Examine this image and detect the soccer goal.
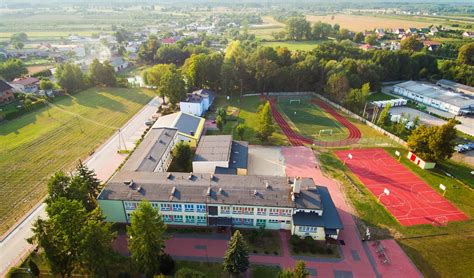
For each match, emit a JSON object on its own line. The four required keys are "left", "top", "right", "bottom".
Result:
{"left": 289, "top": 99, "right": 301, "bottom": 105}
{"left": 319, "top": 129, "right": 333, "bottom": 136}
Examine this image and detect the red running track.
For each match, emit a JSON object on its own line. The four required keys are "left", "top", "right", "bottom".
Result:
{"left": 336, "top": 149, "right": 468, "bottom": 226}
{"left": 268, "top": 98, "right": 361, "bottom": 147}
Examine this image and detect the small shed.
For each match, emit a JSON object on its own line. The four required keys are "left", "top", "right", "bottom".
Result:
{"left": 407, "top": 151, "right": 436, "bottom": 170}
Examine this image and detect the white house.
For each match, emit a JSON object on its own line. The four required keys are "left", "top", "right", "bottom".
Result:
{"left": 462, "top": 31, "right": 474, "bottom": 39}
{"left": 179, "top": 89, "right": 215, "bottom": 116}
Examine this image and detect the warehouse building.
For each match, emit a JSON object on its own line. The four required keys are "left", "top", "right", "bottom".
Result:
{"left": 192, "top": 135, "right": 248, "bottom": 175}
{"left": 393, "top": 81, "right": 474, "bottom": 115}
{"left": 436, "top": 79, "right": 474, "bottom": 96}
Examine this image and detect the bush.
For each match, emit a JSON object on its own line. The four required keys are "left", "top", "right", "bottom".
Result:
{"left": 32, "top": 68, "right": 52, "bottom": 78}
{"left": 326, "top": 248, "right": 333, "bottom": 254}
{"left": 4, "top": 99, "right": 47, "bottom": 120}
{"left": 158, "top": 253, "right": 175, "bottom": 275}
{"left": 175, "top": 267, "right": 206, "bottom": 278}
{"left": 117, "top": 272, "right": 132, "bottom": 278}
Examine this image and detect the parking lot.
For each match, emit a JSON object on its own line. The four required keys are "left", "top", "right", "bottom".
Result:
{"left": 247, "top": 146, "right": 286, "bottom": 176}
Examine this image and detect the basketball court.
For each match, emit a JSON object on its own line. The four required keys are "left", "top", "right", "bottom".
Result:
{"left": 335, "top": 149, "right": 468, "bottom": 226}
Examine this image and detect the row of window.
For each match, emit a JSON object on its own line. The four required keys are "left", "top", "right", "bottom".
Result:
{"left": 162, "top": 215, "right": 207, "bottom": 224}
{"left": 125, "top": 202, "right": 292, "bottom": 216}
{"left": 298, "top": 226, "right": 317, "bottom": 233}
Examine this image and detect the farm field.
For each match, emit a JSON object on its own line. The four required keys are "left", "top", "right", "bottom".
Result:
{"left": 261, "top": 40, "right": 329, "bottom": 51}
{"left": 319, "top": 148, "right": 474, "bottom": 277}
{"left": 212, "top": 96, "right": 289, "bottom": 146}
{"left": 306, "top": 14, "right": 434, "bottom": 32}
{"left": 0, "top": 87, "right": 155, "bottom": 235}
{"left": 278, "top": 102, "right": 348, "bottom": 142}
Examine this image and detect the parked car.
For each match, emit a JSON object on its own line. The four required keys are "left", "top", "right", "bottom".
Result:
{"left": 145, "top": 119, "right": 155, "bottom": 126}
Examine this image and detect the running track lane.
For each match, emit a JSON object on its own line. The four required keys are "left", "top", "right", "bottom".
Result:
{"left": 268, "top": 98, "right": 361, "bottom": 147}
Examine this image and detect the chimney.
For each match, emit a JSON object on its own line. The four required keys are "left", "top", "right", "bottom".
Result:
{"left": 293, "top": 177, "right": 301, "bottom": 194}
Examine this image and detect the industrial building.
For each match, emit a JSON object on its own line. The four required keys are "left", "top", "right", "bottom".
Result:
{"left": 393, "top": 81, "right": 474, "bottom": 115}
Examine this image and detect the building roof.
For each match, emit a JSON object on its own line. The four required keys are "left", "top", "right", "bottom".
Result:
{"left": 98, "top": 171, "right": 322, "bottom": 209}
{"left": 194, "top": 135, "right": 233, "bottom": 162}
{"left": 110, "top": 57, "right": 126, "bottom": 67}
{"left": 436, "top": 79, "right": 474, "bottom": 94}
{"left": 0, "top": 80, "right": 13, "bottom": 92}
{"left": 11, "top": 77, "right": 39, "bottom": 86}
{"left": 153, "top": 112, "right": 204, "bottom": 138}
{"left": 292, "top": 186, "right": 343, "bottom": 230}
{"left": 229, "top": 140, "right": 248, "bottom": 170}
{"left": 184, "top": 89, "right": 216, "bottom": 104}
{"left": 162, "top": 38, "right": 177, "bottom": 44}
{"left": 122, "top": 128, "right": 178, "bottom": 172}
{"left": 394, "top": 81, "right": 474, "bottom": 109}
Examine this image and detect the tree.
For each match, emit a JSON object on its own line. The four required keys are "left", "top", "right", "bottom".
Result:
{"left": 181, "top": 52, "right": 223, "bottom": 89}
{"left": 217, "top": 107, "right": 226, "bottom": 123}
{"left": 400, "top": 36, "right": 424, "bottom": 52}
{"left": 407, "top": 119, "right": 457, "bottom": 162}
{"left": 142, "top": 64, "right": 174, "bottom": 103}
{"left": 28, "top": 259, "right": 40, "bottom": 277}
{"left": 128, "top": 200, "right": 167, "bottom": 278}
{"left": 325, "top": 73, "right": 350, "bottom": 103}
{"left": 236, "top": 124, "right": 245, "bottom": 140}
{"left": 285, "top": 17, "right": 311, "bottom": 40}
{"left": 138, "top": 35, "right": 160, "bottom": 63}
{"left": 457, "top": 42, "right": 474, "bottom": 66}
{"left": 312, "top": 21, "right": 332, "bottom": 39}
{"left": 256, "top": 101, "right": 275, "bottom": 142}
{"left": 344, "top": 83, "right": 370, "bottom": 113}
{"left": 364, "top": 34, "right": 377, "bottom": 46}
{"left": 172, "top": 141, "right": 193, "bottom": 172}
{"left": 377, "top": 103, "right": 392, "bottom": 127}
{"left": 216, "top": 115, "right": 224, "bottom": 132}
{"left": 278, "top": 261, "right": 310, "bottom": 278}
{"left": 115, "top": 28, "right": 131, "bottom": 44}
{"left": 336, "top": 28, "right": 351, "bottom": 41}
{"left": 156, "top": 44, "right": 188, "bottom": 65}
{"left": 14, "top": 41, "right": 24, "bottom": 50}
{"left": 55, "top": 63, "right": 86, "bottom": 93}
{"left": 88, "top": 59, "right": 116, "bottom": 87}
{"left": 353, "top": 32, "right": 364, "bottom": 43}
{"left": 223, "top": 230, "right": 249, "bottom": 276}
{"left": 0, "top": 59, "right": 28, "bottom": 81}
{"left": 39, "top": 79, "right": 55, "bottom": 90}
{"left": 158, "top": 70, "right": 186, "bottom": 105}
{"left": 10, "top": 32, "right": 28, "bottom": 42}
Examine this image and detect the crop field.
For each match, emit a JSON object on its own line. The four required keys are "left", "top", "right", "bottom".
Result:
{"left": 0, "top": 87, "right": 155, "bottom": 235}
{"left": 278, "top": 102, "right": 348, "bottom": 142}
{"left": 261, "top": 40, "right": 329, "bottom": 51}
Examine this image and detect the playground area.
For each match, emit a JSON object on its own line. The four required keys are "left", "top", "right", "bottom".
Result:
{"left": 269, "top": 96, "right": 361, "bottom": 147}
{"left": 335, "top": 149, "right": 468, "bottom": 226}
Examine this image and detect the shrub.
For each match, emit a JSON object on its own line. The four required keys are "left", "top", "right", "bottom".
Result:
{"left": 326, "top": 248, "right": 333, "bottom": 254}
{"left": 175, "top": 267, "right": 206, "bottom": 278}
{"left": 273, "top": 251, "right": 279, "bottom": 255}
{"left": 158, "top": 253, "right": 175, "bottom": 275}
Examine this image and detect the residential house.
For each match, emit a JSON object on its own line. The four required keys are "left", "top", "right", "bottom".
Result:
{"left": 110, "top": 57, "right": 129, "bottom": 72}
{"left": 162, "top": 38, "right": 177, "bottom": 45}
{"left": 462, "top": 31, "right": 474, "bottom": 39}
{"left": 429, "top": 27, "right": 439, "bottom": 36}
{"left": 423, "top": 41, "right": 442, "bottom": 51}
{"left": 0, "top": 80, "right": 15, "bottom": 105}
{"left": 179, "top": 89, "right": 215, "bottom": 116}
{"left": 406, "top": 28, "right": 418, "bottom": 34}
{"left": 375, "top": 28, "right": 385, "bottom": 38}
{"left": 359, "top": 44, "right": 375, "bottom": 51}
{"left": 393, "top": 28, "right": 405, "bottom": 35}
{"left": 9, "top": 77, "right": 40, "bottom": 94}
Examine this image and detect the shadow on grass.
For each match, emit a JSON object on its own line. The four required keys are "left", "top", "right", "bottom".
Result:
{"left": 397, "top": 241, "right": 440, "bottom": 278}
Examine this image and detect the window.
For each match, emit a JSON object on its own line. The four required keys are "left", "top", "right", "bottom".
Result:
{"left": 269, "top": 209, "right": 279, "bottom": 216}
{"left": 163, "top": 215, "right": 172, "bottom": 222}
{"left": 268, "top": 219, "right": 279, "bottom": 223}
{"left": 243, "top": 218, "right": 253, "bottom": 226}
{"left": 298, "top": 226, "right": 316, "bottom": 232}
{"left": 256, "top": 219, "right": 266, "bottom": 227}
{"left": 172, "top": 204, "right": 182, "bottom": 212}
{"left": 184, "top": 204, "right": 195, "bottom": 212}
{"left": 220, "top": 206, "right": 230, "bottom": 214}
{"left": 281, "top": 209, "right": 292, "bottom": 216}
{"left": 186, "top": 215, "right": 195, "bottom": 223}
{"left": 124, "top": 202, "right": 137, "bottom": 210}
{"left": 243, "top": 207, "right": 254, "bottom": 215}
{"left": 256, "top": 208, "right": 266, "bottom": 215}
{"left": 174, "top": 215, "right": 183, "bottom": 223}
{"left": 151, "top": 203, "right": 158, "bottom": 208}
{"left": 232, "top": 207, "right": 242, "bottom": 215}
{"left": 197, "top": 216, "right": 206, "bottom": 224}
{"left": 196, "top": 204, "right": 206, "bottom": 213}
{"left": 232, "top": 218, "right": 242, "bottom": 225}
{"left": 160, "top": 204, "right": 171, "bottom": 211}
{"left": 126, "top": 213, "right": 131, "bottom": 220}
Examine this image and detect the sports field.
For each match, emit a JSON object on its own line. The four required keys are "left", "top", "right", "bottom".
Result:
{"left": 335, "top": 149, "right": 468, "bottom": 226}
{"left": 261, "top": 40, "right": 329, "bottom": 51}
{"left": 277, "top": 102, "right": 348, "bottom": 142}
{"left": 0, "top": 87, "right": 155, "bottom": 235}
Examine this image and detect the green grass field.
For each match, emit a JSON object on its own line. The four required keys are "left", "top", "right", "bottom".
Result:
{"left": 278, "top": 102, "right": 349, "bottom": 141}
{"left": 261, "top": 40, "right": 329, "bottom": 51}
{"left": 175, "top": 261, "right": 281, "bottom": 278}
{"left": 319, "top": 148, "right": 474, "bottom": 277}
{"left": 213, "top": 96, "right": 289, "bottom": 146}
{"left": 0, "top": 87, "right": 155, "bottom": 235}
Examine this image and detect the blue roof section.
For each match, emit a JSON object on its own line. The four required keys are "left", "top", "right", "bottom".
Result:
{"left": 194, "top": 89, "right": 215, "bottom": 105}
{"left": 214, "top": 166, "right": 237, "bottom": 175}
{"left": 175, "top": 113, "right": 202, "bottom": 137}
{"left": 229, "top": 141, "right": 248, "bottom": 170}
{"left": 292, "top": 186, "right": 343, "bottom": 230}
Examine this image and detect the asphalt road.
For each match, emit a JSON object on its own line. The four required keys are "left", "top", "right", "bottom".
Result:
{"left": 0, "top": 96, "right": 160, "bottom": 277}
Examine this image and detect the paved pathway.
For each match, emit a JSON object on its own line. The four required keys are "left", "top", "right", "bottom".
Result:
{"left": 0, "top": 97, "right": 161, "bottom": 277}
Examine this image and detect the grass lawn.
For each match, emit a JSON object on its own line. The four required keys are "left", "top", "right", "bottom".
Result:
{"left": 367, "top": 92, "right": 398, "bottom": 102}
{"left": 0, "top": 87, "right": 155, "bottom": 235}
{"left": 319, "top": 148, "right": 474, "bottom": 277}
{"left": 278, "top": 102, "right": 348, "bottom": 142}
{"left": 261, "top": 40, "right": 329, "bottom": 51}
{"left": 212, "top": 95, "right": 289, "bottom": 146}
{"left": 236, "top": 228, "right": 282, "bottom": 256}
{"left": 175, "top": 261, "right": 281, "bottom": 278}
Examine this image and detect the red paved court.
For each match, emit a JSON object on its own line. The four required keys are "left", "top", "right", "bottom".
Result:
{"left": 335, "top": 149, "right": 468, "bottom": 226}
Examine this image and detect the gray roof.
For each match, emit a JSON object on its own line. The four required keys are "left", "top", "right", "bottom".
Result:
{"left": 229, "top": 141, "right": 248, "bottom": 170}
{"left": 175, "top": 112, "right": 202, "bottom": 136}
{"left": 292, "top": 186, "right": 343, "bottom": 230}
{"left": 193, "top": 135, "right": 232, "bottom": 162}
{"left": 122, "top": 128, "right": 177, "bottom": 172}
{"left": 0, "top": 80, "right": 13, "bottom": 92}
{"left": 98, "top": 171, "right": 322, "bottom": 209}
{"left": 394, "top": 81, "right": 474, "bottom": 109}
{"left": 436, "top": 79, "right": 474, "bottom": 94}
